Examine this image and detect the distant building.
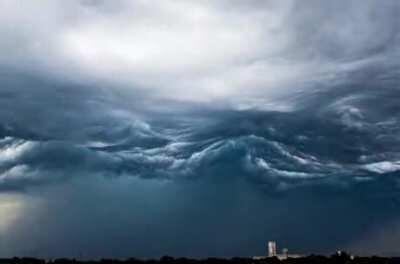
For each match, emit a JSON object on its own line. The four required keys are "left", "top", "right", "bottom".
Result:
{"left": 268, "top": 241, "right": 277, "bottom": 257}
{"left": 253, "top": 241, "right": 304, "bottom": 260}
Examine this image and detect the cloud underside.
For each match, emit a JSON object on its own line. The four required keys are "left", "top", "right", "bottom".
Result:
{"left": 1, "top": 77, "right": 400, "bottom": 193}
{"left": 1, "top": 0, "right": 400, "bottom": 258}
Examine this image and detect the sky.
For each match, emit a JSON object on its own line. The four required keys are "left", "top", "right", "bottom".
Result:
{"left": 1, "top": 0, "right": 400, "bottom": 259}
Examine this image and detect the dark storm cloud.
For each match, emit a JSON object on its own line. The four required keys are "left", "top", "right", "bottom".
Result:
{"left": 1, "top": 0, "right": 400, "bottom": 259}
{"left": 1, "top": 72, "right": 400, "bottom": 193}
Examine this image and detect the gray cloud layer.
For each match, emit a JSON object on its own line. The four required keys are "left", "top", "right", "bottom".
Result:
{"left": 1, "top": 0, "right": 399, "bottom": 108}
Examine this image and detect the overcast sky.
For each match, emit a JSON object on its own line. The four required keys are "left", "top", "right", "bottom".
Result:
{"left": 1, "top": 0, "right": 400, "bottom": 259}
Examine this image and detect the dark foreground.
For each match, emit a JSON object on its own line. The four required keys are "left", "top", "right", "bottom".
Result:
{"left": 2, "top": 254, "right": 400, "bottom": 264}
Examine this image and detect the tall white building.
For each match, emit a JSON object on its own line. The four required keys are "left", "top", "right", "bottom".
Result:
{"left": 252, "top": 241, "right": 303, "bottom": 260}
{"left": 268, "top": 241, "right": 277, "bottom": 257}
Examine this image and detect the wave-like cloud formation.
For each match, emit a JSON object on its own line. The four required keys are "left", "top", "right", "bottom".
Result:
{"left": 1, "top": 77, "right": 399, "bottom": 194}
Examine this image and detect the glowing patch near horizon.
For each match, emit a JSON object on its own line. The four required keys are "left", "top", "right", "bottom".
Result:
{"left": 0, "top": 195, "right": 25, "bottom": 233}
